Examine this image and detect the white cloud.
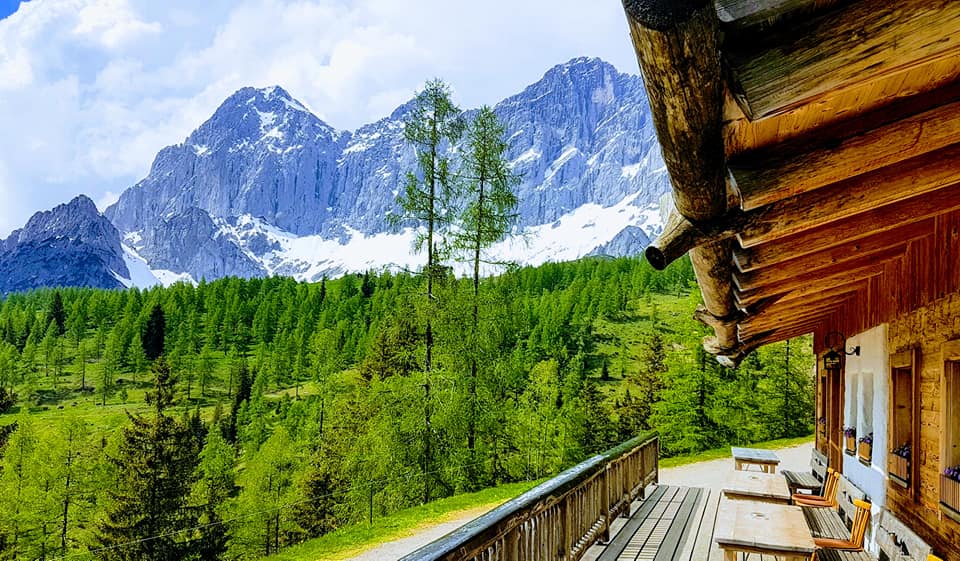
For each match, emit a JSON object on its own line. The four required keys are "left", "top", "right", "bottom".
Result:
{"left": 0, "top": 0, "right": 638, "bottom": 238}
{"left": 72, "top": 0, "right": 161, "bottom": 49}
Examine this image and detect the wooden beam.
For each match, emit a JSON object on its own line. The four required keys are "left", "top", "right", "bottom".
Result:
{"left": 734, "top": 184, "right": 960, "bottom": 271}
{"left": 736, "top": 262, "right": 886, "bottom": 307}
{"left": 734, "top": 224, "right": 931, "bottom": 290}
{"left": 777, "top": 279, "right": 869, "bottom": 305}
{"left": 738, "top": 142, "right": 960, "bottom": 247}
{"left": 735, "top": 244, "right": 904, "bottom": 294}
{"left": 624, "top": 0, "right": 739, "bottom": 352}
{"left": 744, "top": 292, "right": 858, "bottom": 326}
{"left": 741, "top": 304, "right": 847, "bottom": 335}
{"left": 715, "top": 0, "right": 842, "bottom": 33}
{"left": 732, "top": 97, "right": 960, "bottom": 210}
{"left": 724, "top": 0, "right": 960, "bottom": 119}
{"left": 645, "top": 208, "right": 709, "bottom": 270}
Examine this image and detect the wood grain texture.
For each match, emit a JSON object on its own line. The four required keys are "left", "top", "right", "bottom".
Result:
{"left": 735, "top": 262, "right": 885, "bottom": 307}
{"left": 734, "top": 223, "right": 931, "bottom": 290}
{"left": 734, "top": 185, "right": 960, "bottom": 272}
{"left": 737, "top": 143, "right": 960, "bottom": 247}
{"left": 724, "top": 0, "right": 960, "bottom": 119}
{"left": 715, "top": 0, "right": 841, "bottom": 33}
{"left": 625, "top": 2, "right": 739, "bottom": 351}
{"left": 732, "top": 98, "right": 960, "bottom": 210}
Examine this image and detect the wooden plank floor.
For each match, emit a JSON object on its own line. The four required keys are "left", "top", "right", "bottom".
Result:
{"left": 588, "top": 485, "right": 800, "bottom": 561}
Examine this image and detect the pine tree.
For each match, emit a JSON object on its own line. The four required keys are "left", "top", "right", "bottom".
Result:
{"left": 95, "top": 357, "right": 199, "bottom": 561}
{"left": 393, "top": 79, "right": 464, "bottom": 504}
{"left": 142, "top": 304, "right": 166, "bottom": 360}
{"left": 0, "top": 413, "right": 37, "bottom": 559}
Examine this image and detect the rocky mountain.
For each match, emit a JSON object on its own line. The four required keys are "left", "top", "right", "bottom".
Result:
{"left": 105, "top": 57, "right": 669, "bottom": 283}
{"left": 1, "top": 57, "right": 671, "bottom": 293}
{"left": 0, "top": 196, "right": 132, "bottom": 294}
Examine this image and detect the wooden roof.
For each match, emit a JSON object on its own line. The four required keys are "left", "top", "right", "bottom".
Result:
{"left": 622, "top": 0, "right": 960, "bottom": 364}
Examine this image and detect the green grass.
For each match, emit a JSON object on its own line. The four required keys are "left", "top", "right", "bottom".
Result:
{"left": 263, "top": 479, "right": 542, "bottom": 561}
{"left": 658, "top": 434, "right": 815, "bottom": 469}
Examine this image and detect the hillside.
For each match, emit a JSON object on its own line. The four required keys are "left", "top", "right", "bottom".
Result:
{"left": 0, "top": 256, "right": 814, "bottom": 560}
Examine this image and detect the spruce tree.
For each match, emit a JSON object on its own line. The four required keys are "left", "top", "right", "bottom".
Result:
{"left": 48, "top": 291, "right": 66, "bottom": 336}
{"left": 142, "top": 304, "right": 166, "bottom": 360}
{"left": 95, "top": 357, "right": 199, "bottom": 561}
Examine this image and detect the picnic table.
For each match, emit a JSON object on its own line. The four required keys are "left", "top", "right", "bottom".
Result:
{"left": 722, "top": 470, "right": 791, "bottom": 504}
{"left": 714, "top": 496, "right": 815, "bottom": 561}
{"left": 731, "top": 447, "right": 781, "bottom": 473}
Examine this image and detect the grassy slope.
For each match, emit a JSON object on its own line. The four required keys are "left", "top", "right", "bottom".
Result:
{"left": 263, "top": 480, "right": 541, "bottom": 561}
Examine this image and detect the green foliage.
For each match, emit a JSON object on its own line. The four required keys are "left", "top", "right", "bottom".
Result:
{"left": 143, "top": 303, "right": 166, "bottom": 360}
{"left": 0, "top": 254, "right": 813, "bottom": 560}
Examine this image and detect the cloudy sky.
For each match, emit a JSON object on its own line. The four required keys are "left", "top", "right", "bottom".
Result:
{"left": 0, "top": 0, "right": 640, "bottom": 237}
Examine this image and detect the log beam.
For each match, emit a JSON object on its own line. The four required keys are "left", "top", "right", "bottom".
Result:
{"left": 732, "top": 96, "right": 960, "bottom": 210}
{"left": 738, "top": 142, "right": 960, "bottom": 247}
{"left": 724, "top": 0, "right": 960, "bottom": 119}
{"left": 736, "top": 262, "right": 886, "bottom": 307}
{"left": 734, "top": 185, "right": 960, "bottom": 272}
{"left": 734, "top": 225, "right": 931, "bottom": 290}
{"left": 624, "top": 0, "right": 739, "bottom": 352}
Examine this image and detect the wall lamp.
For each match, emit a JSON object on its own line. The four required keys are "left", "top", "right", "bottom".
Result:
{"left": 822, "top": 331, "right": 860, "bottom": 371}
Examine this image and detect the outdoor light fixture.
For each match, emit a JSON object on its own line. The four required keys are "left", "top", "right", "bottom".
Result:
{"left": 822, "top": 331, "right": 860, "bottom": 371}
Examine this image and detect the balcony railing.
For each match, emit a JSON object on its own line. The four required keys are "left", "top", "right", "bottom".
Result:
{"left": 399, "top": 431, "right": 659, "bottom": 561}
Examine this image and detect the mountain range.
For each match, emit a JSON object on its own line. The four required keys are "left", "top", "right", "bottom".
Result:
{"left": 0, "top": 57, "right": 670, "bottom": 294}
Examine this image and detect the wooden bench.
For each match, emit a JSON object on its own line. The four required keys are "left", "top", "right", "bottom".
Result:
{"left": 817, "top": 509, "right": 939, "bottom": 561}
{"left": 876, "top": 509, "right": 932, "bottom": 561}
{"left": 784, "top": 448, "right": 829, "bottom": 495}
{"left": 803, "top": 475, "right": 867, "bottom": 540}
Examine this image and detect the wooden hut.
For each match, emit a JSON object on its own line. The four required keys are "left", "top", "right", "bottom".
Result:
{"left": 622, "top": 0, "right": 960, "bottom": 558}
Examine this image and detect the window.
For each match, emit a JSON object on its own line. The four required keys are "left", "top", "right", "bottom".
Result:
{"left": 889, "top": 349, "right": 918, "bottom": 491}
{"left": 941, "top": 342, "right": 960, "bottom": 520}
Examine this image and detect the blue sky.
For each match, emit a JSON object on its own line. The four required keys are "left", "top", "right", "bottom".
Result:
{"left": 0, "top": 0, "right": 640, "bottom": 237}
{"left": 0, "top": 0, "right": 27, "bottom": 20}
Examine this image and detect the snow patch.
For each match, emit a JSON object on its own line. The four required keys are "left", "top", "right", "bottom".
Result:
{"left": 621, "top": 163, "right": 642, "bottom": 179}
{"left": 544, "top": 147, "right": 579, "bottom": 181}
{"left": 152, "top": 269, "right": 197, "bottom": 286}
{"left": 511, "top": 147, "right": 541, "bottom": 166}
{"left": 117, "top": 245, "right": 161, "bottom": 288}
{"left": 192, "top": 144, "right": 210, "bottom": 156}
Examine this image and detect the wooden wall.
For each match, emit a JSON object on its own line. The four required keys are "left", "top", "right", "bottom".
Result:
{"left": 886, "top": 292, "right": 960, "bottom": 560}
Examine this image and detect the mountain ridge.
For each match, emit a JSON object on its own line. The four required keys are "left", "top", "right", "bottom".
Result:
{"left": 2, "top": 57, "right": 671, "bottom": 292}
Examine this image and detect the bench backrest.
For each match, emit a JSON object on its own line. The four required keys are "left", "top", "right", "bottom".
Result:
{"left": 876, "top": 509, "right": 932, "bottom": 561}
{"left": 837, "top": 475, "right": 867, "bottom": 528}
{"left": 811, "top": 448, "right": 829, "bottom": 483}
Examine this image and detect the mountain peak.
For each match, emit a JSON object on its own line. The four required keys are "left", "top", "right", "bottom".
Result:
{"left": 222, "top": 85, "right": 309, "bottom": 115}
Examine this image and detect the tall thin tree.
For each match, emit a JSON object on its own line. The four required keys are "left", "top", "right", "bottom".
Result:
{"left": 394, "top": 79, "right": 464, "bottom": 503}
{"left": 453, "top": 106, "right": 519, "bottom": 460}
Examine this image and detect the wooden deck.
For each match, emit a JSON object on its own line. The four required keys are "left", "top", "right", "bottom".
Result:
{"left": 584, "top": 485, "right": 798, "bottom": 561}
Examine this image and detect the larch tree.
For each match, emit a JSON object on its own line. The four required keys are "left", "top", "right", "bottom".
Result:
{"left": 394, "top": 78, "right": 464, "bottom": 503}
{"left": 452, "top": 105, "right": 519, "bottom": 462}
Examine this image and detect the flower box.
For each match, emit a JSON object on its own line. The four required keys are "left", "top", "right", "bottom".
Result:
{"left": 941, "top": 474, "right": 960, "bottom": 523}
{"left": 858, "top": 441, "right": 872, "bottom": 465}
{"left": 889, "top": 455, "right": 910, "bottom": 487}
{"left": 844, "top": 428, "right": 856, "bottom": 455}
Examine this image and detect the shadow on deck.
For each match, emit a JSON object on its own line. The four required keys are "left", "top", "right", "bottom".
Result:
{"left": 584, "top": 485, "right": 784, "bottom": 561}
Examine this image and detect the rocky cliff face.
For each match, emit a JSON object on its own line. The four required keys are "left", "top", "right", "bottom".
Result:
{"left": 104, "top": 57, "right": 670, "bottom": 283}
{"left": 0, "top": 195, "right": 130, "bottom": 294}
{"left": 0, "top": 58, "right": 671, "bottom": 292}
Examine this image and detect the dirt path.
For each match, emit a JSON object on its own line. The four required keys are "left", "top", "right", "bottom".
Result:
{"left": 344, "top": 442, "right": 813, "bottom": 561}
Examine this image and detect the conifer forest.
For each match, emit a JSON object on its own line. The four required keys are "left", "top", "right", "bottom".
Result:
{"left": 0, "top": 82, "right": 815, "bottom": 560}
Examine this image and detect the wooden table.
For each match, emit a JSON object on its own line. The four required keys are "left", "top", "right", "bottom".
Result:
{"left": 714, "top": 497, "right": 815, "bottom": 561}
{"left": 732, "top": 447, "right": 781, "bottom": 473}
{"left": 722, "top": 470, "right": 792, "bottom": 504}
